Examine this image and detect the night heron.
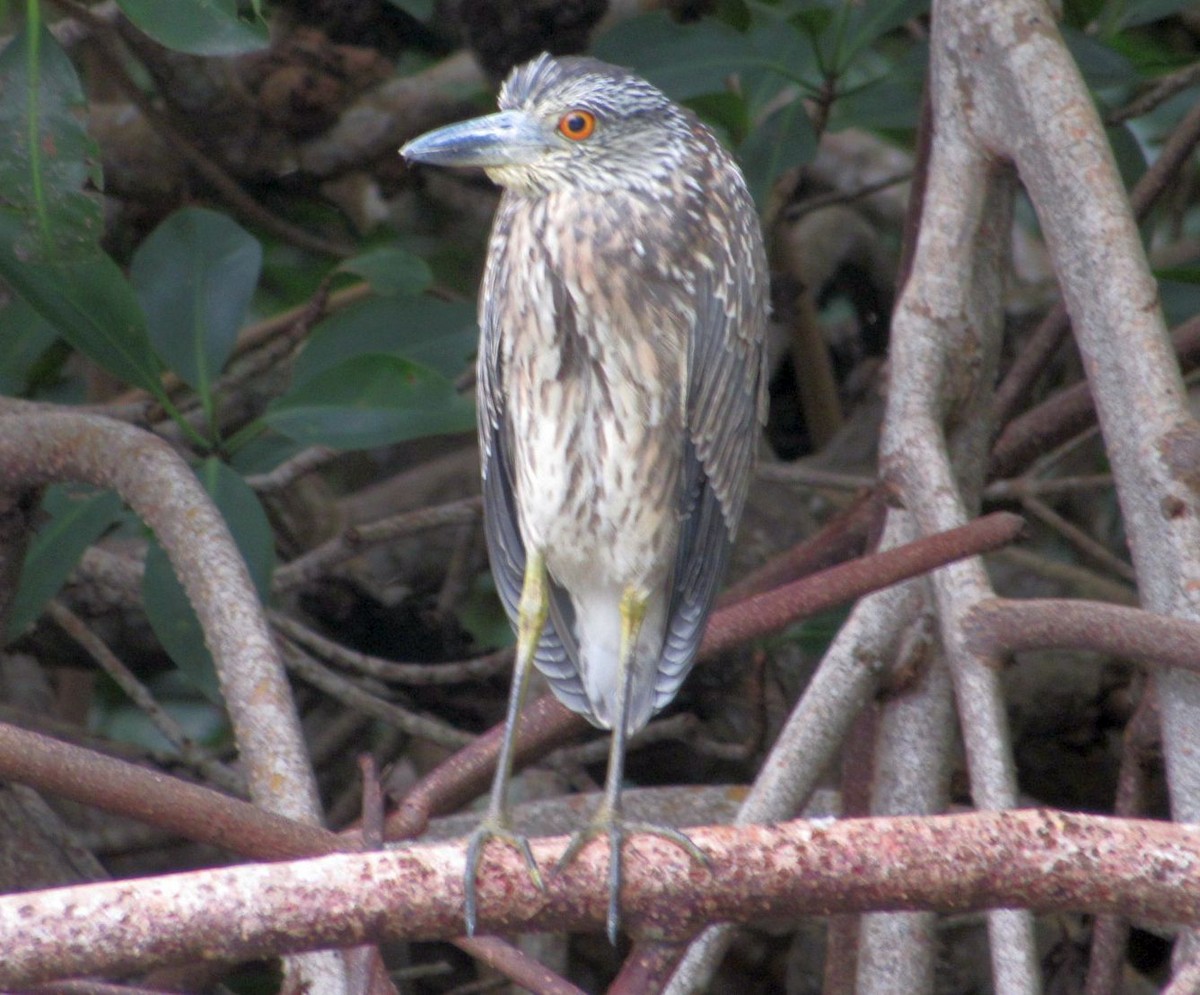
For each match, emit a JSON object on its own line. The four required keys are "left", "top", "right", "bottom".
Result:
{"left": 402, "top": 53, "right": 767, "bottom": 940}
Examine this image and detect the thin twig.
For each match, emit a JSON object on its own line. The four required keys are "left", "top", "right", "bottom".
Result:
{"left": 1108, "top": 60, "right": 1200, "bottom": 125}
{"left": 988, "top": 547, "right": 1135, "bottom": 606}
{"left": 271, "top": 611, "right": 512, "bottom": 686}
{"left": 983, "top": 474, "right": 1114, "bottom": 500}
{"left": 45, "top": 599, "right": 243, "bottom": 795}
{"left": 280, "top": 640, "right": 474, "bottom": 749}
{"left": 990, "top": 313, "right": 1200, "bottom": 480}
{"left": 783, "top": 170, "right": 912, "bottom": 220}
{"left": 247, "top": 446, "right": 340, "bottom": 494}
{"left": 1018, "top": 493, "right": 1136, "bottom": 582}
{"left": 1084, "top": 690, "right": 1158, "bottom": 995}
{"left": 273, "top": 497, "right": 483, "bottom": 593}
{"left": 720, "top": 486, "right": 884, "bottom": 604}
{"left": 754, "top": 463, "right": 876, "bottom": 491}
{"left": 0, "top": 720, "right": 345, "bottom": 860}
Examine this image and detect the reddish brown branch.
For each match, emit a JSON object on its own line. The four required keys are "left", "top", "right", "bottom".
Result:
{"left": 0, "top": 722, "right": 348, "bottom": 861}
{"left": 2, "top": 810, "right": 1198, "bottom": 986}
{"left": 1084, "top": 692, "right": 1159, "bottom": 995}
{"left": 719, "top": 486, "right": 886, "bottom": 604}
{"left": 701, "top": 511, "right": 1024, "bottom": 656}
{"left": 963, "top": 597, "right": 1200, "bottom": 670}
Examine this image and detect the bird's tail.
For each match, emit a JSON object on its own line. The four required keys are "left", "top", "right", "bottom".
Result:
{"left": 573, "top": 583, "right": 666, "bottom": 735}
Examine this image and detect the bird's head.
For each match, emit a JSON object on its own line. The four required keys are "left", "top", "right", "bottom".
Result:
{"left": 401, "top": 54, "right": 694, "bottom": 197}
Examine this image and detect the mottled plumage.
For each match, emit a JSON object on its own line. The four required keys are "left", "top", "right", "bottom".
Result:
{"left": 402, "top": 53, "right": 767, "bottom": 940}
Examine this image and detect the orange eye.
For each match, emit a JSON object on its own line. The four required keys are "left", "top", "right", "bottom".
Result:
{"left": 557, "top": 110, "right": 596, "bottom": 141}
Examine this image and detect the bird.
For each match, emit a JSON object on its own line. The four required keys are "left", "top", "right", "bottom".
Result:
{"left": 401, "top": 52, "right": 768, "bottom": 941}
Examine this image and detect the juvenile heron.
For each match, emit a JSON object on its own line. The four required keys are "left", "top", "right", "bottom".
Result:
{"left": 402, "top": 53, "right": 767, "bottom": 940}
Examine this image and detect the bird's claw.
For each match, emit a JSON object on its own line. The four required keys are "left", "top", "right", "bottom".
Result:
{"left": 464, "top": 821, "right": 545, "bottom": 935}
{"left": 556, "top": 816, "right": 708, "bottom": 944}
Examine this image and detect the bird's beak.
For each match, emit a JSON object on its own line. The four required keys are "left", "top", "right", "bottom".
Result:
{"left": 400, "top": 110, "right": 552, "bottom": 168}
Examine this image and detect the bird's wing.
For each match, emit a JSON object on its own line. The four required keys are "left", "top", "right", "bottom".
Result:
{"left": 655, "top": 203, "right": 768, "bottom": 711}
{"left": 477, "top": 227, "right": 592, "bottom": 718}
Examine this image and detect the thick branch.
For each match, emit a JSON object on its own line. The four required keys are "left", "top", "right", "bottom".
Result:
{"left": 1, "top": 810, "right": 1196, "bottom": 986}
{"left": 703, "top": 511, "right": 1023, "bottom": 655}
{"left": 964, "top": 597, "right": 1200, "bottom": 669}
{"left": 0, "top": 721, "right": 347, "bottom": 861}
{"left": 0, "top": 412, "right": 321, "bottom": 824}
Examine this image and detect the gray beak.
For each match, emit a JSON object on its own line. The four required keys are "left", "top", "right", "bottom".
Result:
{"left": 400, "top": 110, "right": 552, "bottom": 168}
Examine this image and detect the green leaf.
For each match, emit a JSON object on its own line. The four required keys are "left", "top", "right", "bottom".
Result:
{"left": 1157, "top": 266, "right": 1200, "bottom": 284}
{"left": 739, "top": 99, "right": 817, "bottom": 208}
{"left": 264, "top": 354, "right": 475, "bottom": 450}
{"left": 0, "top": 25, "right": 104, "bottom": 262}
{"left": 1063, "top": 0, "right": 1106, "bottom": 29}
{"left": 456, "top": 573, "right": 514, "bottom": 651}
{"left": 293, "top": 296, "right": 477, "bottom": 384}
{"left": 0, "top": 294, "right": 59, "bottom": 396}
{"left": 337, "top": 246, "right": 433, "bottom": 297}
{"left": 143, "top": 458, "right": 275, "bottom": 702}
{"left": 781, "top": 606, "right": 850, "bottom": 657}
{"left": 593, "top": 13, "right": 763, "bottom": 101}
{"left": 1107, "top": 121, "right": 1147, "bottom": 193}
{"left": 743, "top": 12, "right": 819, "bottom": 114}
{"left": 131, "top": 207, "right": 262, "bottom": 398}
{"left": 1114, "top": 0, "right": 1198, "bottom": 28}
{"left": 228, "top": 431, "right": 310, "bottom": 475}
{"left": 94, "top": 691, "right": 229, "bottom": 754}
{"left": 0, "top": 210, "right": 165, "bottom": 397}
{"left": 115, "top": 0, "right": 269, "bottom": 56}
{"left": 384, "top": 0, "right": 434, "bottom": 20}
{"left": 1060, "top": 26, "right": 1141, "bottom": 89}
{"left": 143, "top": 538, "right": 221, "bottom": 701}
{"left": 1159, "top": 271, "right": 1200, "bottom": 327}
{"left": 827, "top": 0, "right": 929, "bottom": 69}
{"left": 198, "top": 458, "right": 275, "bottom": 598}
{"left": 830, "top": 41, "right": 928, "bottom": 132}
{"left": 4, "top": 488, "right": 125, "bottom": 641}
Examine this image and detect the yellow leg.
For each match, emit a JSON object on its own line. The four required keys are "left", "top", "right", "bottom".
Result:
{"left": 464, "top": 550, "right": 549, "bottom": 935}
{"left": 557, "top": 587, "right": 708, "bottom": 943}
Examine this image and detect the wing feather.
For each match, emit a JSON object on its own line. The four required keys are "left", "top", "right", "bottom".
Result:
{"left": 655, "top": 157, "right": 768, "bottom": 710}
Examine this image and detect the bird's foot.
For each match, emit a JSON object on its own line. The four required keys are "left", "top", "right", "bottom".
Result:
{"left": 464, "top": 818, "right": 545, "bottom": 935}
{"left": 556, "top": 814, "right": 709, "bottom": 944}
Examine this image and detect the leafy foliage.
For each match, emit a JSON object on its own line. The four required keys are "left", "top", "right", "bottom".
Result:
{"left": 0, "top": 24, "right": 102, "bottom": 261}
{"left": 114, "top": 0, "right": 269, "bottom": 56}
{"left": 3, "top": 487, "right": 125, "bottom": 640}
{"left": 131, "top": 207, "right": 263, "bottom": 418}
{"left": 264, "top": 354, "right": 475, "bottom": 450}
{"left": 0, "top": 211, "right": 165, "bottom": 397}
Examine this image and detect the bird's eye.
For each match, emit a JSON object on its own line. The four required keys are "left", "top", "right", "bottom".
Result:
{"left": 557, "top": 110, "right": 596, "bottom": 141}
